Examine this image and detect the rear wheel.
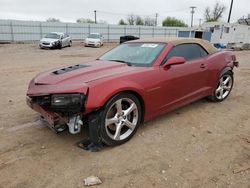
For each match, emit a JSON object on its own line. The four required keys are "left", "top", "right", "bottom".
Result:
{"left": 99, "top": 93, "right": 142, "bottom": 146}
{"left": 210, "top": 71, "right": 234, "bottom": 102}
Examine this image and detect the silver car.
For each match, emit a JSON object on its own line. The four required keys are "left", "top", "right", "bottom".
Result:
{"left": 39, "top": 32, "right": 72, "bottom": 49}
{"left": 84, "top": 33, "right": 103, "bottom": 48}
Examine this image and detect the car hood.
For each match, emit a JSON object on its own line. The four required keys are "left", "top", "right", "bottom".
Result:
{"left": 40, "top": 38, "right": 59, "bottom": 43}
{"left": 33, "top": 60, "right": 138, "bottom": 86}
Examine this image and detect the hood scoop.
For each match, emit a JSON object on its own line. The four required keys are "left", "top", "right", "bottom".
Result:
{"left": 53, "top": 64, "right": 90, "bottom": 75}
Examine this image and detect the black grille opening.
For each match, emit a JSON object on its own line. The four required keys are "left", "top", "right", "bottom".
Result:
{"left": 53, "top": 64, "right": 89, "bottom": 75}
{"left": 31, "top": 95, "right": 50, "bottom": 106}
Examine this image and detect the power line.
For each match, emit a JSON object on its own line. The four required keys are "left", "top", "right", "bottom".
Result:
{"left": 96, "top": 10, "right": 155, "bottom": 17}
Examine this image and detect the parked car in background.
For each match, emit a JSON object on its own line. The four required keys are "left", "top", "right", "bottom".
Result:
{"left": 84, "top": 33, "right": 103, "bottom": 47}
{"left": 27, "top": 38, "right": 238, "bottom": 150}
{"left": 120, "top": 35, "right": 139, "bottom": 44}
{"left": 39, "top": 32, "right": 72, "bottom": 49}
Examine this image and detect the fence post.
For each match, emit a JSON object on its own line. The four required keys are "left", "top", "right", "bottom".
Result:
{"left": 164, "top": 28, "right": 167, "bottom": 37}
{"left": 107, "top": 25, "right": 110, "bottom": 42}
{"left": 139, "top": 27, "right": 141, "bottom": 38}
{"left": 124, "top": 26, "right": 126, "bottom": 35}
{"left": 66, "top": 23, "right": 68, "bottom": 34}
{"left": 39, "top": 22, "right": 43, "bottom": 39}
{"left": 152, "top": 27, "right": 154, "bottom": 37}
{"left": 10, "top": 21, "right": 14, "bottom": 42}
{"left": 176, "top": 29, "right": 178, "bottom": 37}
{"left": 88, "top": 24, "right": 90, "bottom": 35}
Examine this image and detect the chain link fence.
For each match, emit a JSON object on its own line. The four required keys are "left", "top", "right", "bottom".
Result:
{"left": 0, "top": 19, "right": 181, "bottom": 42}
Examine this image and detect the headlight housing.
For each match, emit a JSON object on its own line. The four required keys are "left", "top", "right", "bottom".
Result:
{"left": 51, "top": 93, "right": 85, "bottom": 114}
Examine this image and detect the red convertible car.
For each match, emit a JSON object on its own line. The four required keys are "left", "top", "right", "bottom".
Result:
{"left": 26, "top": 38, "right": 238, "bottom": 150}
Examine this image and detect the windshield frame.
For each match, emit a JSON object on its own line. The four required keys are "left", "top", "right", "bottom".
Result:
{"left": 98, "top": 42, "right": 167, "bottom": 67}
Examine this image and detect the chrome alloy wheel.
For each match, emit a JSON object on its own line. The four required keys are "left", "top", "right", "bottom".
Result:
{"left": 215, "top": 74, "right": 233, "bottom": 100}
{"left": 105, "top": 98, "right": 139, "bottom": 141}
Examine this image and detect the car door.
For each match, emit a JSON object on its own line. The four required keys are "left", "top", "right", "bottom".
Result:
{"left": 61, "top": 33, "right": 67, "bottom": 47}
{"left": 158, "top": 43, "right": 210, "bottom": 112}
{"left": 65, "top": 34, "right": 70, "bottom": 45}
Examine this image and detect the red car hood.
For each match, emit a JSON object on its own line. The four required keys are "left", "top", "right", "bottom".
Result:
{"left": 27, "top": 60, "right": 136, "bottom": 96}
{"left": 34, "top": 60, "right": 133, "bottom": 85}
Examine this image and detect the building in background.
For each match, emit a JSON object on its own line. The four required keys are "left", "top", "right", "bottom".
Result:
{"left": 201, "top": 21, "right": 250, "bottom": 49}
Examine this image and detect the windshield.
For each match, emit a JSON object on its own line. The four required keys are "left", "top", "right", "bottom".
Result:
{"left": 87, "top": 34, "right": 100, "bottom": 39}
{"left": 99, "top": 43, "right": 166, "bottom": 66}
{"left": 44, "top": 33, "right": 60, "bottom": 39}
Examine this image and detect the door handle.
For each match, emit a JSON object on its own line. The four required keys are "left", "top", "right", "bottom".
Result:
{"left": 200, "top": 63, "right": 206, "bottom": 68}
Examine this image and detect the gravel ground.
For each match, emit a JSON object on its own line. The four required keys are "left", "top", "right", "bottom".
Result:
{"left": 0, "top": 42, "right": 249, "bottom": 188}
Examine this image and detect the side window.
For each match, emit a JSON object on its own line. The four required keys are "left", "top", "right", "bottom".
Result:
{"left": 198, "top": 45, "right": 208, "bottom": 57}
{"left": 163, "top": 43, "right": 208, "bottom": 63}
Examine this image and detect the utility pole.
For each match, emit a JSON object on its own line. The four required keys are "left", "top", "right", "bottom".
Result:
{"left": 94, "top": 10, "right": 97, "bottom": 24}
{"left": 199, "top": 18, "right": 202, "bottom": 27}
{"left": 155, "top": 13, "right": 158, "bottom": 27}
{"left": 228, "top": 0, "right": 234, "bottom": 23}
{"left": 190, "top": 6, "right": 196, "bottom": 27}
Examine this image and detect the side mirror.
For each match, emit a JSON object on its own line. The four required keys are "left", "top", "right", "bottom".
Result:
{"left": 163, "top": 56, "right": 186, "bottom": 69}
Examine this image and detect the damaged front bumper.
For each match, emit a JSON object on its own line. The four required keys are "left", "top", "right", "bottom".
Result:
{"left": 26, "top": 95, "right": 85, "bottom": 134}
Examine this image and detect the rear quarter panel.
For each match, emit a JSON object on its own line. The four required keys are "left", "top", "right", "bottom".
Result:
{"left": 205, "top": 50, "right": 235, "bottom": 94}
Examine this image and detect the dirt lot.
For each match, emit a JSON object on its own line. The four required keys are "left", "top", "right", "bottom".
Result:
{"left": 0, "top": 42, "right": 249, "bottom": 188}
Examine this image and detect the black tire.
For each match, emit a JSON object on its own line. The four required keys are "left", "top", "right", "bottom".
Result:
{"left": 58, "top": 42, "right": 62, "bottom": 49}
{"left": 68, "top": 40, "right": 72, "bottom": 47}
{"left": 99, "top": 92, "right": 142, "bottom": 146}
{"left": 209, "top": 71, "right": 234, "bottom": 102}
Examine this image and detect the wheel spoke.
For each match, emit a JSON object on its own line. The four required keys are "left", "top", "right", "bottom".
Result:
{"left": 223, "top": 86, "right": 231, "bottom": 91}
{"left": 124, "top": 103, "right": 136, "bottom": 116}
{"left": 223, "top": 77, "right": 230, "bottom": 85}
{"left": 105, "top": 117, "right": 118, "bottom": 126}
{"left": 123, "top": 119, "right": 135, "bottom": 130}
{"left": 113, "top": 124, "right": 122, "bottom": 140}
{"left": 216, "top": 86, "right": 222, "bottom": 94}
{"left": 115, "top": 99, "right": 123, "bottom": 115}
{"left": 219, "top": 88, "right": 224, "bottom": 98}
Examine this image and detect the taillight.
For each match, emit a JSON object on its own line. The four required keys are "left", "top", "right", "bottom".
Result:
{"left": 231, "top": 55, "right": 239, "bottom": 67}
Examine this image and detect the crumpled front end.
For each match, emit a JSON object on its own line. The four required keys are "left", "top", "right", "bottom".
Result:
{"left": 26, "top": 76, "right": 89, "bottom": 134}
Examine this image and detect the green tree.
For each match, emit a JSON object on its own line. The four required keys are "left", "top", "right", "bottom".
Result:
{"left": 162, "top": 17, "right": 187, "bottom": 27}
{"left": 46, "top": 17, "right": 60, "bottom": 22}
{"left": 127, "top": 14, "right": 136, "bottom": 25}
{"left": 76, "top": 18, "right": 95, "bottom": 24}
{"left": 135, "top": 16, "right": 144, "bottom": 25}
{"left": 144, "top": 17, "right": 155, "bottom": 26}
{"left": 204, "top": 2, "right": 226, "bottom": 22}
{"left": 118, "top": 19, "right": 127, "bottom": 25}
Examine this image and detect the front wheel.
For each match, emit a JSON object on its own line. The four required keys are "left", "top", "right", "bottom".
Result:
{"left": 68, "top": 40, "right": 72, "bottom": 47}
{"left": 99, "top": 93, "right": 142, "bottom": 146}
{"left": 210, "top": 72, "right": 234, "bottom": 102}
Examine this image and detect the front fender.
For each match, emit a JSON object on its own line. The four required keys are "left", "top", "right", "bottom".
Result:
{"left": 219, "top": 66, "right": 233, "bottom": 77}
{"left": 85, "top": 80, "right": 146, "bottom": 113}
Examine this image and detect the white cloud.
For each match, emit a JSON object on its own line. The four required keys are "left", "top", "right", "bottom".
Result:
{"left": 0, "top": 0, "right": 248, "bottom": 25}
